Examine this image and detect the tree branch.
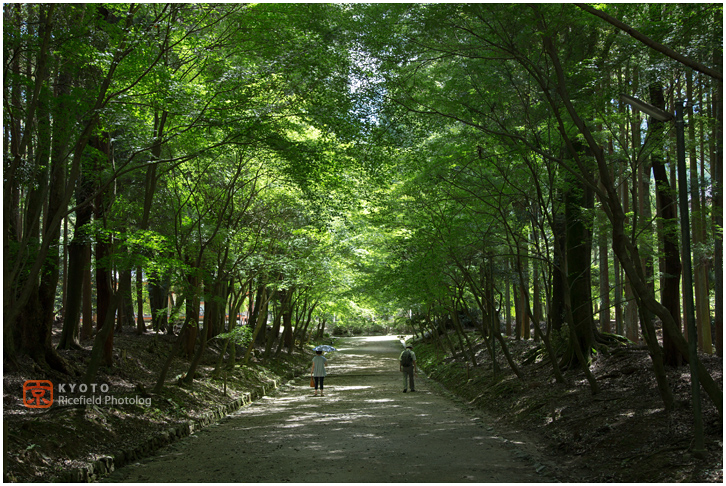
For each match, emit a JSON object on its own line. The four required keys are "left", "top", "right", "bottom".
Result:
{"left": 575, "top": 3, "right": 722, "bottom": 80}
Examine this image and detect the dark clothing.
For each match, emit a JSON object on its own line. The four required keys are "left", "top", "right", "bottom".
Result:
{"left": 314, "top": 376, "right": 325, "bottom": 391}
{"left": 402, "top": 365, "right": 415, "bottom": 391}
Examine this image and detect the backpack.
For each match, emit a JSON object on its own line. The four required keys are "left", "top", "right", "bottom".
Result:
{"left": 400, "top": 349, "right": 413, "bottom": 367}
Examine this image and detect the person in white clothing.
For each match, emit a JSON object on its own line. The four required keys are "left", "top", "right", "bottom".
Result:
{"left": 311, "top": 350, "right": 327, "bottom": 396}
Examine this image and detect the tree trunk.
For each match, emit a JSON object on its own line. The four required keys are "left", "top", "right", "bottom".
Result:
{"left": 649, "top": 81, "right": 683, "bottom": 366}
{"left": 513, "top": 283, "right": 522, "bottom": 340}
{"left": 92, "top": 135, "right": 114, "bottom": 367}
{"left": 637, "top": 121, "right": 656, "bottom": 341}
{"left": 154, "top": 316, "right": 192, "bottom": 393}
{"left": 148, "top": 269, "right": 169, "bottom": 333}
{"left": 638, "top": 304, "right": 675, "bottom": 411}
{"left": 483, "top": 263, "right": 499, "bottom": 373}
{"left": 297, "top": 301, "right": 318, "bottom": 352}
{"left": 217, "top": 289, "right": 243, "bottom": 372}
{"left": 245, "top": 284, "right": 264, "bottom": 348}
{"left": 95, "top": 227, "right": 113, "bottom": 367}
{"left": 687, "top": 71, "right": 712, "bottom": 353}
{"left": 518, "top": 236, "right": 530, "bottom": 340}
{"left": 621, "top": 167, "right": 639, "bottom": 342}
{"left": 135, "top": 111, "right": 168, "bottom": 335}
{"left": 504, "top": 260, "right": 512, "bottom": 336}
{"left": 564, "top": 160, "right": 597, "bottom": 366}
{"left": 291, "top": 295, "right": 308, "bottom": 346}
{"left": 182, "top": 304, "right": 212, "bottom": 385}
{"left": 282, "top": 289, "right": 294, "bottom": 349}
{"left": 47, "top": 57, "right": 72, "bottom": 349}
{"left": 82, "top": 245, "right": 93, "bottom": 339}
{"left": 712, "top": 47, "right": 723, "bottom": 356}
{"left": 183, "top": 273, "right": 201, "bottom": 356}
{"left": 227, "top": 280, "right": 247, "bottom": 365}
{"left": 450, "top": 298, "right": 477, "bottom": 368}
{"left": 6, "top": 4, "right": 136, "bottom": 365}
{"left": 559, "top": 244, "right": 599, "bottom": 394}
{"left": 532, "top": 263, "right": 542, "bottom": 342}
{"left": 530, "top": 220, "right": 543, "bottom": 341}
{"left": 514, "top": 249, "right": 562, "bottom": 383}
{"left": 84, "top": 292, "right": 121, "bottom": 385}
{"left": 18, "top": 8, "right": 70, "bottom": 370}
{"left": 542, "top": 35, "right": 722, "bottom": 413}
{"left": 244, "top": 286, "right": 269, "bottom": 364}
{"left": 551, "top": 210, "right": 566, "bottom": 332}
{"left": 135, "top": 270, "right": 146, "bottom": 334}
{"left": 118, "top": 268, "right": 135, "bottom": 329}
{"left": 259, "top": 293, "right": 270, "bottom": 344}
{"left": 36, "top": 75, "right": 68, "bottom": 369}
{"left": 265, "top": 295, "right": 282, "bottom": 360}
{"left": 58, "top": 146, "right": 92, "bottom": 347}
{"left": 597, "top": 209, "right": 611, "bottom": 333}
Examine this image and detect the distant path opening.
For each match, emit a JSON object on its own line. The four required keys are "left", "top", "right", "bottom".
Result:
{"left": 105, "top": 336, "right": 551, "bottom": 482}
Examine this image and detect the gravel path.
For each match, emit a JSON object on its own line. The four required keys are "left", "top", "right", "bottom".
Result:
{"left": 104, "top": 336, "right": 553, "bottom": 482}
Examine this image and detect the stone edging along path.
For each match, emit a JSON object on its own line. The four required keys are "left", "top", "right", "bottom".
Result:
{"left": 57, "top": 371, "right": 302, "bottom": 483}
{"left": 102, "top": 336, "right": 556, "bottom": 483}
{"left": 62, "top": 336, "right": 559, "bottom": 482}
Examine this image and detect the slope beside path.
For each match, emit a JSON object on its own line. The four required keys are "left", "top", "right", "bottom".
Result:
{"left": 104, "top": 336, "right": 554, "bottom": 482}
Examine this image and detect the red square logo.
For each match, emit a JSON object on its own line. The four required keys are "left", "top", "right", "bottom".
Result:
{"left": 23, "top": 380, "right": 53, "bottom": 408}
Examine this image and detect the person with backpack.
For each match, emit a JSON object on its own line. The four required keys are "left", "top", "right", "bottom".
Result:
{"left": 399, "top": 345, "right": 417, "bottom": 393}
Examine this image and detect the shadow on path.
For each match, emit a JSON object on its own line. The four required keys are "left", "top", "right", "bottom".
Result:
{"left": 105, "top": 336, "right": 551, "bottom": 483}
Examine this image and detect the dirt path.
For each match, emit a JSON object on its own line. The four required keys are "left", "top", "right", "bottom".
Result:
{"left": 104, "top": 336, "right": 554, "bottom": 482}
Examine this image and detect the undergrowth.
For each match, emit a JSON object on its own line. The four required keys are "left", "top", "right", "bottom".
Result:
{"left": 407, "top": 331, "right": 723, "bottom": 483}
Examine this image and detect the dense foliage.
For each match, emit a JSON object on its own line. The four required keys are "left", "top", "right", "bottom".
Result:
{"left": 3, "top": 2, "right": 722, "bottom": 449}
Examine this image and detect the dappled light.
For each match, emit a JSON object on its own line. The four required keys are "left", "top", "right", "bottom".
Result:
{"left": 105, "top": 337, "right": 549, "bottom": 482}
{"left": 3, "top": 3, "right": 721, "bottom": 482}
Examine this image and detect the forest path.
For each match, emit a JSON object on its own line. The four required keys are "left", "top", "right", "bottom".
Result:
{"left": 104, "top": 336, "right": 552, "bottom": 482}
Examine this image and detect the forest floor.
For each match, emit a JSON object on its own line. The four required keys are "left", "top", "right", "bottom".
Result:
{"left": 3, "top": 324, "right": 312, "bottom": 482}
{"left": 2, "top": 324, "right": 723, "bottom": 482}
{"left": 416, "top": 333, "right": 723, "bottom": 483}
